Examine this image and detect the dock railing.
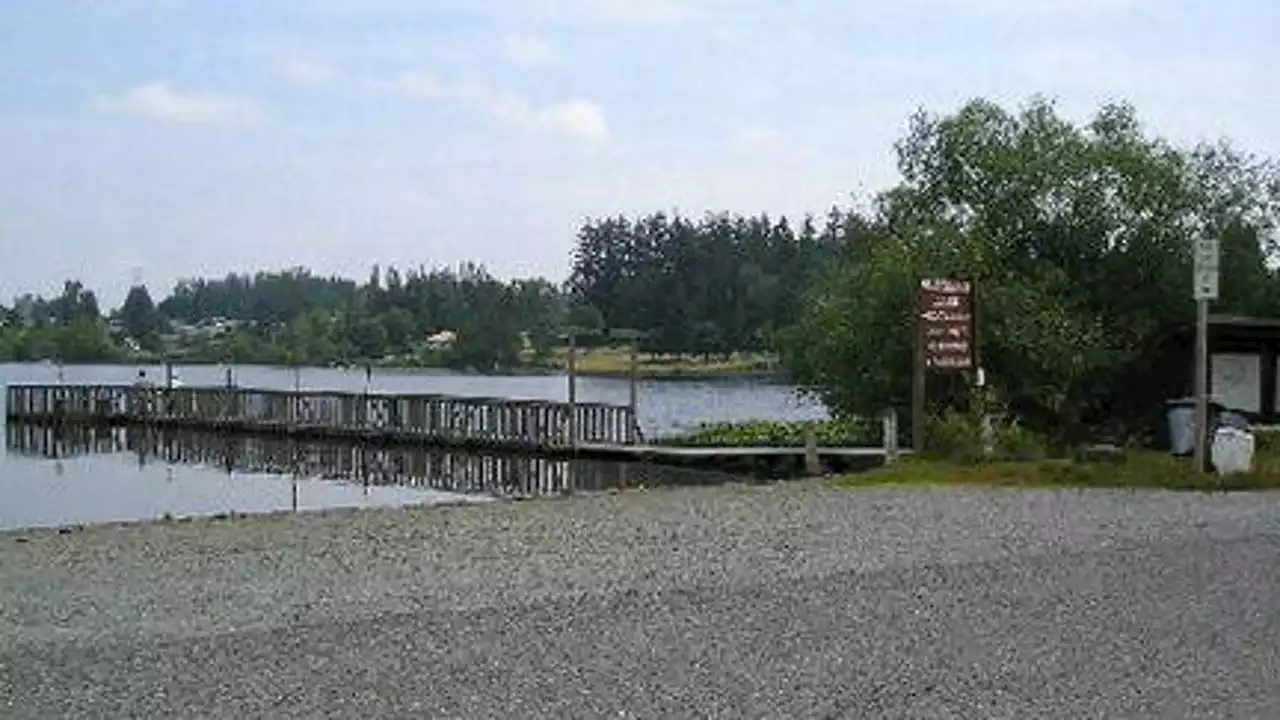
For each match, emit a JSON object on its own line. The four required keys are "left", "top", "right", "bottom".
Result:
{"left": 4, "top": 383, "right": 639, "bottom": 452}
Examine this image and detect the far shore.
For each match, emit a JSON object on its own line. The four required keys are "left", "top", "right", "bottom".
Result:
{"left": 2, "top": 349, "right": 790, "bottom": 382}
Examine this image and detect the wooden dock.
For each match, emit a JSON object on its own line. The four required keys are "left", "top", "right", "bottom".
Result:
{"left": 4, "top": 383, "right": 639, "bottom": 453}
{"left": 4, "top": 383, "right": 904, "bottom": 473}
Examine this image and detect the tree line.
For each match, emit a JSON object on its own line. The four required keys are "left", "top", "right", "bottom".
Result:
{"left": 567, "top": 211, "right": 850, "bottom": 355}
{"left": 0, "top": 217, "right": 850, "bottom": 369}
{"left": 0, "top": 264, "right": 568, "bottom": 370}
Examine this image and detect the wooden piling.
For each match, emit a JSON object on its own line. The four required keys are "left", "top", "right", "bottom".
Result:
{"left": 803, "top": 428, "right": 822, "bottom": 476}
{"left": 882, "top": 408, "right": 900, "bottom": 466}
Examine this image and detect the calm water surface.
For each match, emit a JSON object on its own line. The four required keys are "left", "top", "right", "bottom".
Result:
{"left": 0, "top": 363, "right": 825, "bottom": 530}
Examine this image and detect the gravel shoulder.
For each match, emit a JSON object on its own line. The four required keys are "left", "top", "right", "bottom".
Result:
{"left": 2, "top": 482, "right": 1279, "bottom": 718}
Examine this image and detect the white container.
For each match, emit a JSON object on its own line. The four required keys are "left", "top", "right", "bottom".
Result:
{"left": 1210, "top": 426, "right": 1255, "bottom": 476}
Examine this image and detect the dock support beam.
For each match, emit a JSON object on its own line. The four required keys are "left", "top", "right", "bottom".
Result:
{"left": 567, "top": 332, "right": 578, "bottom": 449}
{"left": 881, "top": 408, "right": 900, "bottom": 466}
{"left": 804, "top": 429, "right": 822, "bottom": 476}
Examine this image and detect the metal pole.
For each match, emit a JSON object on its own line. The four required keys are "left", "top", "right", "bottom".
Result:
{"left": 1193, "top": 298, "right": 1209, "bottom": 473}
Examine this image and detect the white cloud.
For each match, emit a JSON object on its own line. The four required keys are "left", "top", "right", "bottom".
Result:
{"left": 280, "top": 60, "right": 338, "bottom": 87}
{"left": 535, "top": 100, "right": 610, "bottom": 140}
{"left": 463, "top": 86, "right": 609, "bottom": 140}
{"left": 897, "top": 0, "right": 1144, "bottom": 16}
{"left": 93, "top": 83, "right": 261, "bottom": 126}
{"left": 503, "top": 33, "right": 554, "bottom": 68}
{"left": 304, "top": 0, "right": 698, "bottom": 24}
{"left": 375, "top": 72, "right": 442, "bottom": 99}
{"left": 735, "top": 125, "right": 784, "bottom": 146}
{"left": 525, "top": 0, "right": 695, "bottom": 24}
{"left": 380, "top": 73, "right": 609, "bottom": 141}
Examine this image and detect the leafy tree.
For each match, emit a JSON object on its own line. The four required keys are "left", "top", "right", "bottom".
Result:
{"left": 54, "top": 317, "right": 119, "bottom": 363}
{"left": 49, "top": 280, "right": 99, "bottom": 325}
{"left": 782, "top": 97, "right": 1280, "bottom": 441}
{"left": 381, "top": 307, "right": 416, "bottom": 354}
{"left": 565, "top": 304, "right": 605, "bottom": 337}
{"left": 119, "top": 284, "right": 163, "bottom": 349}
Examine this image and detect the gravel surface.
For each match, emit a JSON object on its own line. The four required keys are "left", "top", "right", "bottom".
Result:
{"left": 1, "top": 482, "right": 1279, "bottom": 718}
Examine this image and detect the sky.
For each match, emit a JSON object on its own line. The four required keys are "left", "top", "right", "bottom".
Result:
{"left": 1, "top": 0, "right": 1277, "bottom": 307}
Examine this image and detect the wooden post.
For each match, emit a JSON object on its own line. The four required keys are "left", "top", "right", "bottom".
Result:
{"left": 882, "top": 408, "right": 899, "bottom": 466}
{"left": 912, "top": 301, "right": 926, "bottom": 454}
{"left": 804, "top": 428, "right": 822, "bottom": 476}
{"left": 567, "top": 332, "right": 578, "bottom": 448}
{"left": 1193, "top": 298, "right": 1210, "bottom": 473}
{"left": 628, "top": 344, "right": 638, "bottom": 424}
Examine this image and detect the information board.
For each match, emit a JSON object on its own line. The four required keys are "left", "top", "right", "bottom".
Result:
{"left": 918, "top": 278, "right": 975, "bottom": 372}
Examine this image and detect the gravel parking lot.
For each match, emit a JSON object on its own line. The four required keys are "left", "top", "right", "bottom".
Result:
{"left": 2, "top": 482, "right": 1278, "bottom": 718}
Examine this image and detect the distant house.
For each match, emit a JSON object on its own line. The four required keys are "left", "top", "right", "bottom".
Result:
{"left": 425, "top": 330, "right": 458, "bottom": 350}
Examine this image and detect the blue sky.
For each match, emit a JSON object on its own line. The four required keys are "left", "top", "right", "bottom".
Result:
{"left": 1, "top": 0, "right": 1277, "bottom": 306}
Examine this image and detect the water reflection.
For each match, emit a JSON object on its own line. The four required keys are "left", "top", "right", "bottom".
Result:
{"left": 6, "top": 423, "right": 748, "bottom": 503}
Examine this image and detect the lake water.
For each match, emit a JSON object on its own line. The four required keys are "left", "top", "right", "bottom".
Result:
{"left": 0, "top": 363, "right": 826, "bottom": 530}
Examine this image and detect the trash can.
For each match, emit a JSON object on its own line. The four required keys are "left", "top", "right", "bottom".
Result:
{"left": 1166, "top": 399, "right": 1196, "bottom": 456}
{"left": 1211, "top": 425, "right": 1255, "bottom": 475}
{"left": 1165, "top": 397, "right": 1230, "bottom": 456}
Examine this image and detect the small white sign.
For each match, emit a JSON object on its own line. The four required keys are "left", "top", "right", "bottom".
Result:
{"left": 1194, "top": 237, "right": 1220, "bottom": 301}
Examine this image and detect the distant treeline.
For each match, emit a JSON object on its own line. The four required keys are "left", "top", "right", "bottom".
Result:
{"left": 568, "top": 211, "right": 858, "bottom": 355}
{"left": 0, "top": 212, "right": 859, "bottom": 368}
{"left": 0, "top": 264, "right": 560, "bottom": 369}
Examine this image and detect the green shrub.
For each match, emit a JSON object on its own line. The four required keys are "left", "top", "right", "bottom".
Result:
{"left": 662, "top": 418, "right": 877, "bottom": 448}
{"left": 923, "top": 385, "right": 1047, "bottom": 463}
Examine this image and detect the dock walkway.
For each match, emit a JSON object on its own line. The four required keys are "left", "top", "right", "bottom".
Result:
{"left": 5, "top": 383, "right": 637, "bottom": 453}
{"left": 4, "top": 383, "right": 903, "bottom": 470}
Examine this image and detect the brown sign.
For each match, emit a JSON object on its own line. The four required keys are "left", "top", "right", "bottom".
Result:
{"left": 918, "top": 278, "right": 975, "bottom": 372}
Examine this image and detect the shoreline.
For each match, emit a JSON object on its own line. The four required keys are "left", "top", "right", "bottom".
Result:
{"left": 6, "top": 469, "right": 1275, "bottom": 538}
{"left": 2, "top": 359, "right": 789, "bottom": 382}
{"left": 1, "top": 491, "right": 505, "bottom": 539}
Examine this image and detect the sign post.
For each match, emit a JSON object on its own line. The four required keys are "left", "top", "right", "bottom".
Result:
{"left": 914, "top": 278, "right": 977, "bottom": 452}
{"left": 1192, "top": 236, "right": 1220, "bottom": 473}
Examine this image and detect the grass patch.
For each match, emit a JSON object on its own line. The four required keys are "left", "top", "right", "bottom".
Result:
{"left": 545, "top": 346, "right": 779, "bottom": 378}
{"left": 833, "top": 450, "right": 1280, "bottom": 492}
{"left": 660, "top": 419, "right": 875, "bottom": 448}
